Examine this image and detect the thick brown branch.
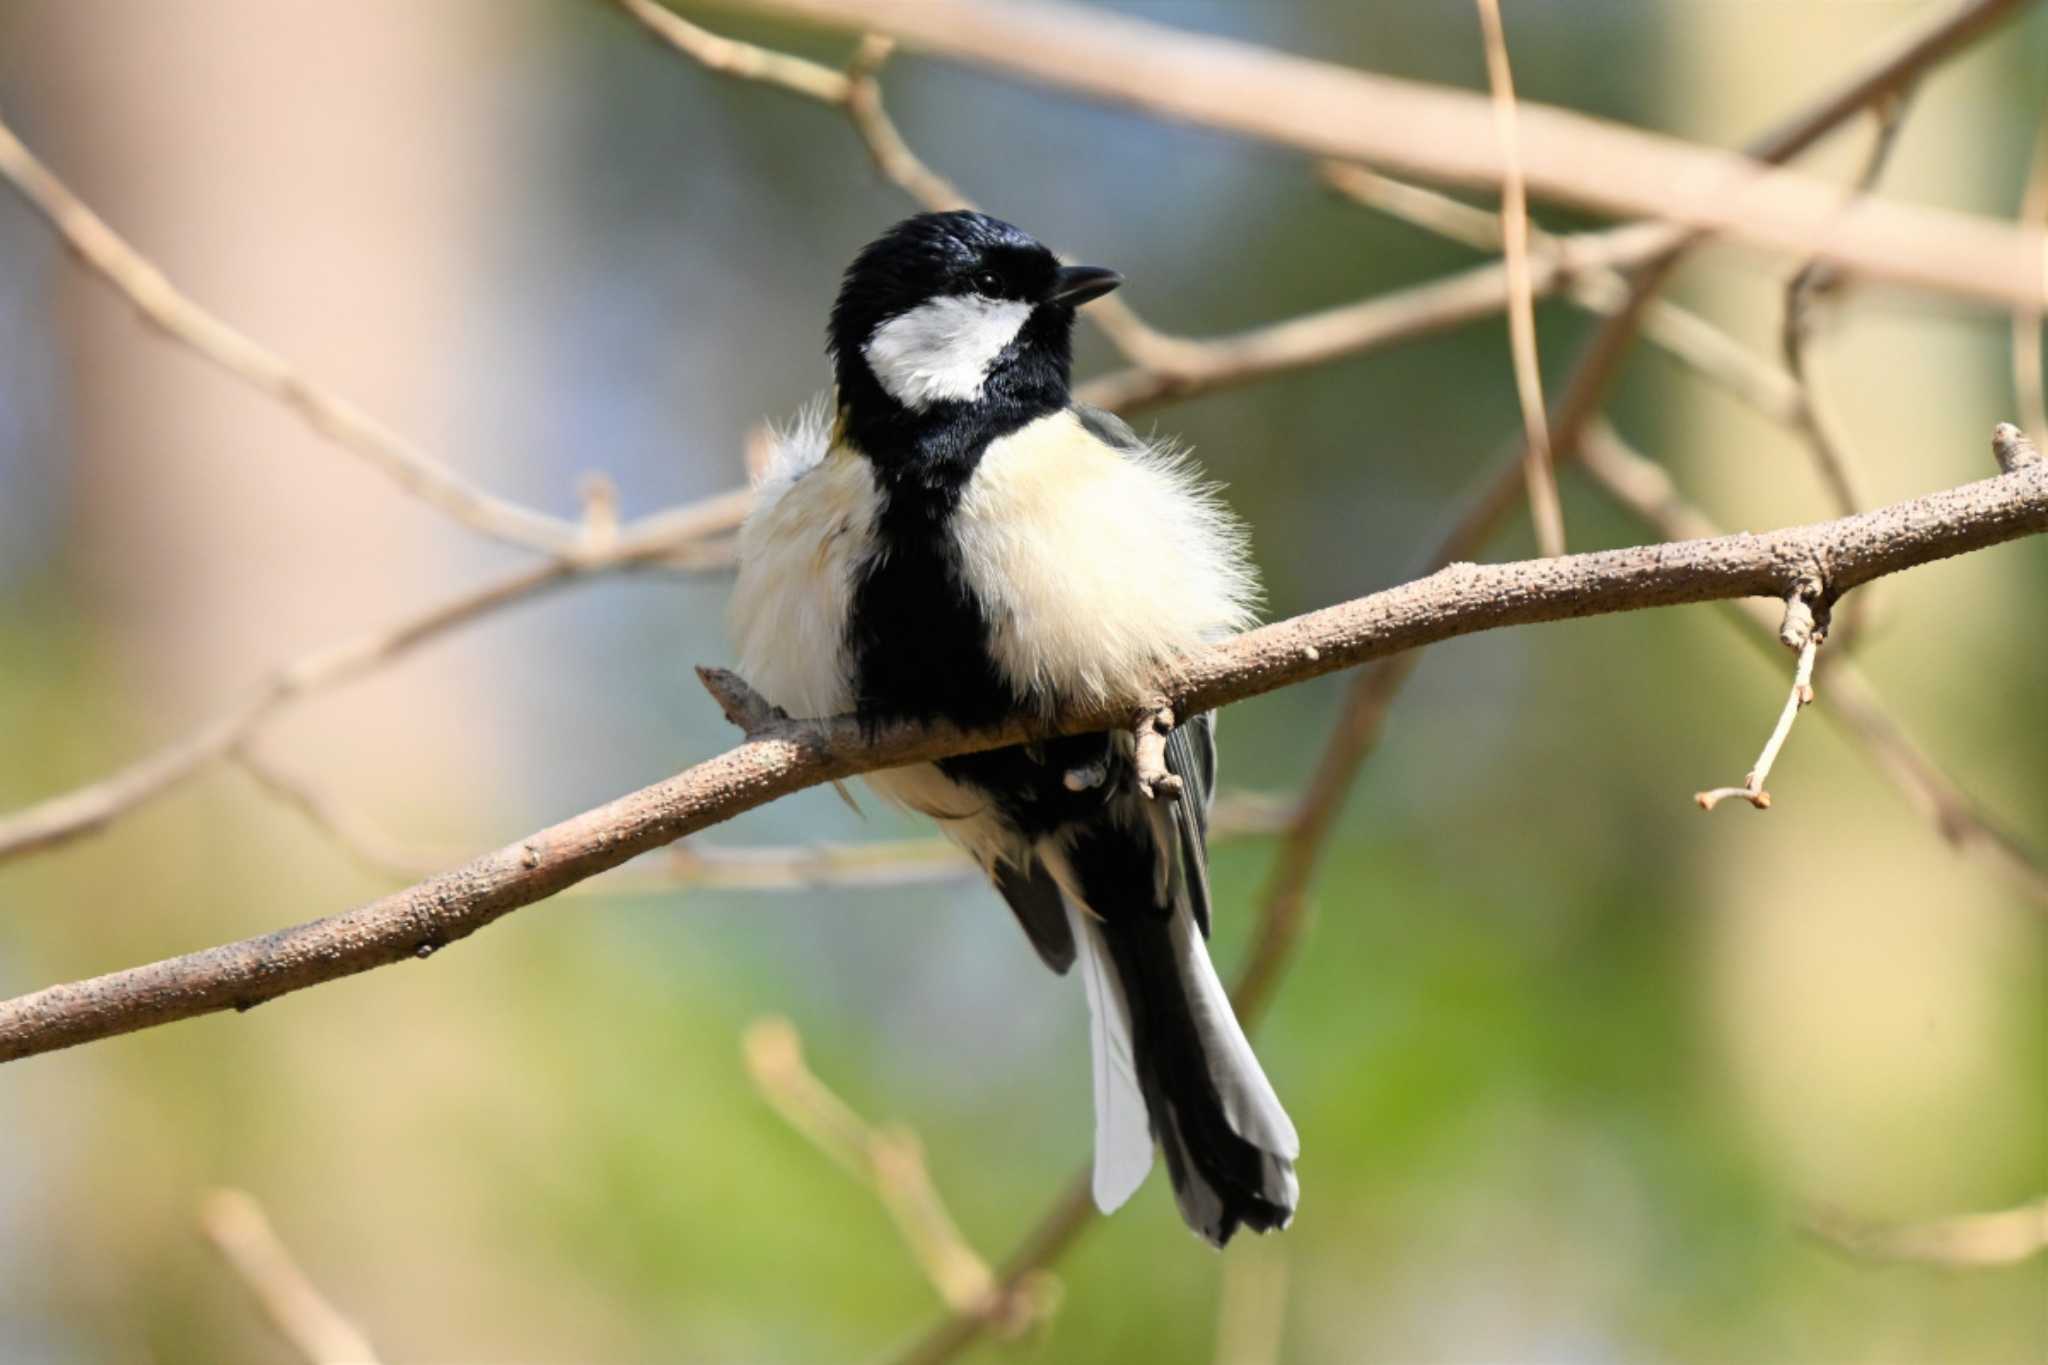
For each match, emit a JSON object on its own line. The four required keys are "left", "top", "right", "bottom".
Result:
{"left": 3, "top": 452, "right": 2045, "bottom": 1064}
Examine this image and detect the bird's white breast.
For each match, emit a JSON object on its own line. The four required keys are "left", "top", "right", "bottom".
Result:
{"left": 951, "top": 408, "right": 1258, "bottom": 708}
{"left": 728, "top": 426, "right": 879, "bottom": 721}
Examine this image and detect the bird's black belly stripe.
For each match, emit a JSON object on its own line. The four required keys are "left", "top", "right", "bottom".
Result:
{"left": 844, "top": 412, "right": 1128, "bottom": 840}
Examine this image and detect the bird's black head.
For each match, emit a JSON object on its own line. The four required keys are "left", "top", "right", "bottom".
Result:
{"left": 827, "top": 211, "right": 1121, "bottom": 466}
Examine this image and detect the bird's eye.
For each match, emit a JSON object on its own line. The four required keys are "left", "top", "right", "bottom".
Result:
{"left": 972, "top": 269, "right": 1003, "bottom": 295}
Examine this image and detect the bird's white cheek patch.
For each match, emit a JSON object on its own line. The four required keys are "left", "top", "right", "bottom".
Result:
{"left": 863, "top": 295, "right": 1034, "bottom": 409}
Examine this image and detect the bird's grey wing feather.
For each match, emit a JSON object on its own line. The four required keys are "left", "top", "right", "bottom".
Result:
{"left": 1164, "top": 712, "right": 1218, "bottom": 938}
{"left": 993, "top": 856, "right": 1076, "bottom": 974}
{"left": 1072, "top": 403, "right": 1146, "bottom": 455}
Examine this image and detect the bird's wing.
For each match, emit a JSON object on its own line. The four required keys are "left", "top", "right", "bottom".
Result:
{"left": 1165, "top": 711, "right": 1218, "bottom": 938}
{"left": 1071, "top": 402, "right": 1146, "bottom": 455}
{"left": 1067, "top": 898, "right": 1155, "bottom": 1212}
{"left": 992, "top": 856, "right": 1076, "bottom": 974}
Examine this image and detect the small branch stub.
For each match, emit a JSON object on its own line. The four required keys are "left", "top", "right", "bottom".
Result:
{"left": 1992, "top": 421, "right": 2045, "bottom": 473}
{"left": 696, "top": 665, "right": 788, "bottom": 737}
{"left": 1132, "top": 700, "right": 1184, "bottom": 803}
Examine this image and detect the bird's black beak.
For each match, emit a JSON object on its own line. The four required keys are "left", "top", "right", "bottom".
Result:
{"left": 1049, "top": 264, "right": 1123, "bottom": 307}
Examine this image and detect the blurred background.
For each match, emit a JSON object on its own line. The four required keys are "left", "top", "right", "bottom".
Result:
{"left": 2, "top": 1, "right": 2045, "bottom": 1361}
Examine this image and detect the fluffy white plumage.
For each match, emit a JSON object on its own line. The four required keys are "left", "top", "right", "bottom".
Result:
{"left": 731, "top": 399, "right": 1256, "bottom": 726}
{"left": 730, "top": 393, "right": 1293, "bottom": 1235}
{"left": 727, "top": 397, "right": 870, "bottom": 721}
{"left": 951, "top": 408, "right": 1259, "bottom": 708}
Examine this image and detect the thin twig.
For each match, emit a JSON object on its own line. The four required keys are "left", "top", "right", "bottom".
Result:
{"left": 742, "top": 1018, "right": 1058, "bottom": 1332}
{"left": 2016, "top": 104, "right": 2048, "bottom": 446}
{"left": 1474, "top": 0, "right": 1566, "bottom": 557}
{"left": 1781, "top": 96, "right": 1913, "bottom": 521}
{"left": 1319, "top": 162, "right": 1803, "bottom": 429}
{"left": 198, "top": 1189, "right": 380, "bottom": 1365}
{"left": 0, "top": 112, "right": 582, "bottom": 557}
{"left": 1581, "top": 421, "right": 2048, "bottom": 907}
{"left": 613, "top": 0, "right": 852, "bottom": 101}
{"left": 1695, "top": 596, "right": 1824, "bottom": 811}
{"left": 611, "top": 0, "right": 1176, "bottom": 370}
{"left": 0, "top": 488, "right": 750, "bottom": 865}
{"left": 1806, "top": 1196, "right": 2048, "bottom": 1268}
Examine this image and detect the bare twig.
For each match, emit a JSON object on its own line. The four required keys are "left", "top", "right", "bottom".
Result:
{"left": 0, "top": 113, "right": 583, "bottom": 557}
{"left": 733, "top": 0, "right": 2048, "bottom": 311}
{"left": 0, "top": 489, "right": 749, "bottom": 865}
{"left": 198, "top": 1189, "right": 380, "bottom": 1365}
{"left": 2018, "top": 104, "right": 2048, "bottom": 445}
{"left": 7, "top": 450, "right": 2045, "bottom": 1056}
{"left": 1319, "top": 162, "right": 1803, "bottom": 427}
{"left": 1781, "top": 97, "right": 1913, "bottom": 520}
{"left": 1079, "top": 226, "right": 1671, "bottom": 414}
{"left": 611, "top": 0, "right": 1175, "bottom": 368}
{"left": 1582, "top": 422, "right": 2048, "bottom": 907}
{"left": 614, "top": 0, "right": 852, "bottom": 101}
{"left": 1474, "top": 0, "right": 1566, "bottom": 557}
{"left": 1695, "top": 595, "right": 1825, "bottom": 811}
{"left": 1807, "top": 1196, "right": 2048, "bottom": 1268}
{"left": 743, "top": 1018, "right": 1057, "bottom": 1332}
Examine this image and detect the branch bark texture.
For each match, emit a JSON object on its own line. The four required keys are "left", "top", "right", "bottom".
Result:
{"left": 3, "top": 454, "right": 2045, "bottom": 1064}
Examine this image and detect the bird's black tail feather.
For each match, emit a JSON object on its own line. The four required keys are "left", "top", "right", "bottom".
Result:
{"left": 1096, "top": 911, "right": 1296, "bottom": 1244}
{"left": 1063, "top": 817, "right": 1299, "bottom": 1247}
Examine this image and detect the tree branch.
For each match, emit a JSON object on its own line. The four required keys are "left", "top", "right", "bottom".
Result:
{"left": 3, "top": 443, "right": 2043, "bottom": 1064}
{"left": 0, "top": 112, "right": 583, "bottom": 557}
{"left": 1580, "top": 421, "right": 2048, "bottom": 907}
{"left": 742, "top": 1017, "right": 1058, "bottom": 1333}
{"left": 1318, "top": 162, "right": 1803, "bottom": 428}
{"left": 0, "top": 489, "right": 748, "bottom": 865}
{"left": 198, "top": 1189, "right": 381, "bottom": 1365}
{"left": 1473, "top": 0, "right": 1566, "bottom": 558}
{"left": 724, "top": 0, "right": 2048, "bottom": 311}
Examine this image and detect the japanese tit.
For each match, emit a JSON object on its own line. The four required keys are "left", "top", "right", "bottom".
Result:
{"left": 729, "top": 211, "right": 1297, "bottom": 1245}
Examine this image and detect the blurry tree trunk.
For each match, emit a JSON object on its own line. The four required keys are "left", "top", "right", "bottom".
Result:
{"left": 1665, "top": 5, "right": 2033, "bottom": 1220}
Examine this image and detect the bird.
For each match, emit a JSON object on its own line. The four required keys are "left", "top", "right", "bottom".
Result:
{"left": 728, "top": 210, "right": 1298, "bottom": 1246}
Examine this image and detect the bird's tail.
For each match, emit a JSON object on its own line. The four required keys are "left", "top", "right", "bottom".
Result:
{"left": 1060, "top": 834, "right": 1298, "bottom": 1247}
